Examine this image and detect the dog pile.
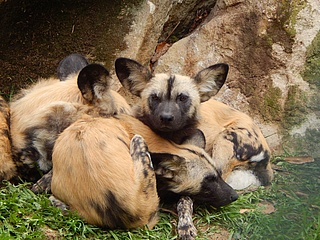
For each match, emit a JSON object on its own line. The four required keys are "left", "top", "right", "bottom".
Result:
{"left": 0, "top": 54, "right": 273, "bottom": 239}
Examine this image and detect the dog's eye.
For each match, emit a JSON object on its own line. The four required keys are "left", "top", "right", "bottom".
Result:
{"left": 177, "top": 94, "right": 189, "bottom": 102}
{"left": 204, "top": 174, "right": 218, "bottom": 182}
{"left": 151, "top": 94, "right": 160, "bottom": 101}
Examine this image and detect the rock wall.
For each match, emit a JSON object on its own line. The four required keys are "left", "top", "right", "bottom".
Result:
{"left": 1, "top": 0, "right": 319, "bottom": 157}
{"left": 116, "top": 0, "right": 320, "bottom": 157}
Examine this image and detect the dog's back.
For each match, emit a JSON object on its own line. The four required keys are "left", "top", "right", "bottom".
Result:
{"left": 199, "top": 99, "right": 273, "bottom": 189}
{"left": 51, "top": 116, "right": 159, "bottom": 229}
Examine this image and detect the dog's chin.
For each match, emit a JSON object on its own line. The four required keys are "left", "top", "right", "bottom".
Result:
{"left": 157, "top": 126, "right": 175, "bottom": 132}
{"left": 148, "top": 118, "right": 184, "bottom": 132}
{"left": 156, "top": 124, "right": 182, "bottom": 132}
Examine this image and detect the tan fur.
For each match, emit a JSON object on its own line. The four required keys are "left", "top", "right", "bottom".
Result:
{"left": 24, "top": 102, "right": 103, "bottom": 172}
{"left": 115, "top": 58, "right": 228, "bottom": 144}
{"left": 199, "top": 99, "right": 273, "bottom": 188}
{"left": 90, "top": 113, "right": 235, "bottom": 200}
{"left": 139, "top": 73, "right": 201, "bottom": 120}
{"left": 51, "top": 117, "right": 159, "bottom": 229}
{"left": 10, "top": 75, "right": 131, "bottom": 153}
{"left": 29, "top": 100, "right": 235, "bottom": 229}
{"left": 0, "top": 96, "right": 16, "bottom": 181}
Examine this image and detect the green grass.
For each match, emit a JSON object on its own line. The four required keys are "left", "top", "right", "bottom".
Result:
{"left": 1, "top": 158, "right": 319, "bottom": 239}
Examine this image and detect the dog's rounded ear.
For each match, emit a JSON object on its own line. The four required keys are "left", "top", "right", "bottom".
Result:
{"left": 194, "top": 63, "right": 229, "bottom": 102}
{"left": 115, "top": 58, "right": 153, "bottom": 97}
{"left": 150, "top": 153, "right": 183, "bottom": 179}
{"left": 180, "top": 129, "right": 206, "bottom": 149}
{"left": 57, "top": 53, "right": 89, "bottom": 81}
{"left": 77, "top": 64, "right": 110, "bottom": 103}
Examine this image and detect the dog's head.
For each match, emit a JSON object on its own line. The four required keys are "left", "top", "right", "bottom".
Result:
{"left": 57, "top": 53, "right": 89, "bottom": 81}
{"left": 56, "top": 53, "right": 117, "bottom": 116}
{"left": 151, "top": 145, "right": 238, "bottom": 208}
{"left": 146, "top": 130, "right": 238, "bottom": 207}
{"left": 115, "top": 58, "right": 228, "bottom": 136}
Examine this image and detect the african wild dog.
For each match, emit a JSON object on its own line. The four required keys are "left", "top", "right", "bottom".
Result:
{"left": 8, "top": 55, "right": 160, "bottom": 229}
{"left": 30, "top": 100, "right": 238, "bottom": 207}
{"left": 10, "top": 54, "right": 238, "bottom": 210}
{"left": 51, "top": 121, "right": 159, "bottom": 229}
{"left": 115, "top": 57, "right": 273, "bottom": 190}
{"left": 10, "top": 57, "right": 131, "bottom": 182}
{"left": 0, "top": 96, "right": 16, "bottom": 181}
{"left": 110, "top": 114, "right": 238, "bottom": 206}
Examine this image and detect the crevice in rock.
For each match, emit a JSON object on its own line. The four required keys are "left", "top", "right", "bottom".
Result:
{"left": 150, "top": 0, "right": 217, "bottom": 69}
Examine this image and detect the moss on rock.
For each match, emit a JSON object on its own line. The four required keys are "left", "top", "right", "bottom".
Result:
{"left": 302, "top": 31, "right": 320, "bottom": 89}
{"left": 260, "top": 86, "right": 283, "bottom": 122}
{"left": 283, "top": 128, "right": 320, "bottom": 158}
{"left": 283, "top": 85, "right": 307, "bottom": 130}
{"left": 278, "top": 0, "right": 306, "bottom": 39}
{"left": 265, "top": 0, "right": 306, "bottom": 54}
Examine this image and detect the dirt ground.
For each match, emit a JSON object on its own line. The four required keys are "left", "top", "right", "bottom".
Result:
{"left": 0, "top": 0, "right": 138, "bottom": 100}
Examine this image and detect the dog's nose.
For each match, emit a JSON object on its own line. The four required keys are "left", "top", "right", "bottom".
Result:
{"left": 231, "top": 192, "right": 238, "bottom": 202}
{"left": 160, "top": 113, "right": 174, "bottom": 122}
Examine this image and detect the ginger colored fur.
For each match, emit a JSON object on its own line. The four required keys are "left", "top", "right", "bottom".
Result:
{"left": 10, "top": 74, "right": 131, "bottom": 154}
{"left": 0, "top": 96, "right": 16, "bottom": 181}
{"left": 115, "top": 58, "right": 228, "bottom": 144}
{"left": 52, "top": 117, "right": 159, "bottom": 229}
{"left": 115, "top": 57, "right": 273, "bottom": 190}
{"left": 32, "top": 102, "right": 236, "bottom": 229}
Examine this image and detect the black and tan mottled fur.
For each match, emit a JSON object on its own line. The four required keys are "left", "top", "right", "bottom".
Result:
{"left": 10, "top": 62, "right": 131, "bottom": 181}
{"left": 177, "top": 196, "right": 197, "bottom": 240}
{"left": 30, "top": 102, "right": 237, "bottom": 230}
{"left": 199, "top": 99, "right": 273, "bottom": 189}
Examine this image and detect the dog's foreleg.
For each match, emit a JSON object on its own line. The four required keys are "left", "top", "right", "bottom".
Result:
{"left": 177, "top": 196, "right": 197, "bottom": 240}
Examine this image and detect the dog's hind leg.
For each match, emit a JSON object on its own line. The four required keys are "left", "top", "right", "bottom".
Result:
{"left": 130, "top": 134, "right": 156, "bottom": 193}
{"left": 32, "top": 170, "right": 53, "bottom": 194}
{"left": 130, "top": 134, "right": 159, "bottom": 229}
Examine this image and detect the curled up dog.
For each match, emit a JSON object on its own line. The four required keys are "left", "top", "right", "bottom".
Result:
{"left": 10, "top": 56, "right": 131, "bottom": 182}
